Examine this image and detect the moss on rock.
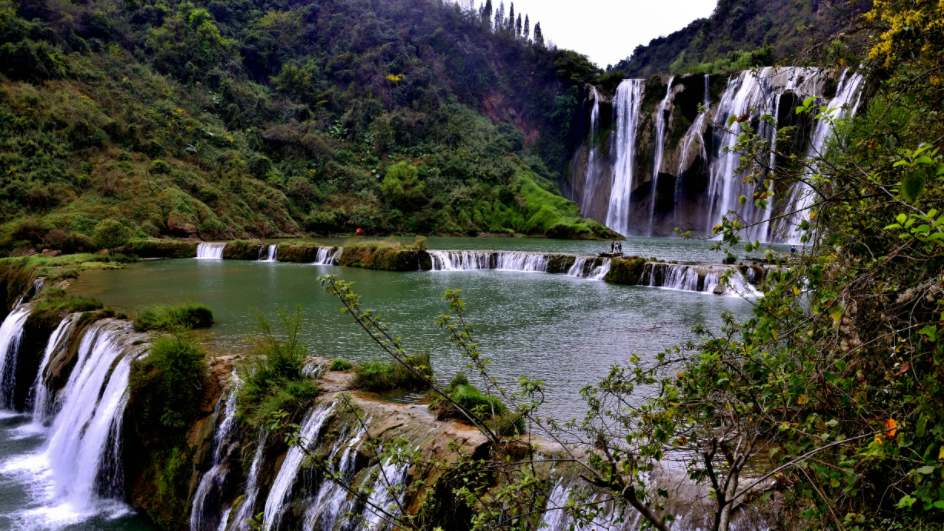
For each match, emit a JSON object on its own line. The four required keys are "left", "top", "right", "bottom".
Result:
{"left": 222, "top": 240, "right": 264, "bottom": 260}
{"left": 339, "top": 247, "right": 429, "bottom": 271}
{"left": 122, "top": 240, "right": 198, "bottom": 259}
{"left": 275, "top": 244, "right": 320, "bottom": 263}
{"left": 604, "top": 256, "right": 647, "bottom": 285}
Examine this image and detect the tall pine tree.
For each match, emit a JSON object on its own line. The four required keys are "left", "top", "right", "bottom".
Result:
{"left": 515, "top": 14, "right": 522, "bottom": 37}
{"left": 523, "top": 15, "right": 529, "bottom": 40}
{"left": 483, "top": 0, "right": 493, "bottom": 28}
{"left": 508, "top": 3, "right": 514, "bottom": 32}
{"left": 534, "top": 22, "right": 543, "bottom": 47}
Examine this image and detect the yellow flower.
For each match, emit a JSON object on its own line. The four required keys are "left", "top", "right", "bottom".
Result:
{"left": 797, "top": 394, "right": 809, "bottom": 405}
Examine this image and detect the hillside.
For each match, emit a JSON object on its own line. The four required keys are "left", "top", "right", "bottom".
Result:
{"left": 615, "top": 0, "right": 871, "bottom": 77}
{"left": 0, "top": 0, "right": 615, "bottom": 255}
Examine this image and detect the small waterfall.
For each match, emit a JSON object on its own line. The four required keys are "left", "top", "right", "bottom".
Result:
{"left": 44, "top": 324, "right": 139, "bottom": 513}
{"left": 12, "top": 278, "right": 44, "bottom": 309}
{"left": 190, "top": 384, "right": 240, "bottom": 531}
{"left": 427, "top": 250, "right": 548, "bottom": 273}
{"left": 580, "top": 87, "right": 605, "bottom": 216}
{"left": 0, "top": 306, "right": 30, "bottom": 409}
{"left": 260, "top": 245, "right": 278, "bottom": 262}
{"left": 642, "top": 263, "right": 761, "bottom": 297}
{"left": 566, "top": 257, "right": 610, "bottom": 281}
{"left": 261, "top": 400, "right": 336, "bottom": 530}
{"left": 313, "top": 247, "right": 341, "bottom": 265}
{"left": 566, "top": 257, "right": 589, "bottom": 277}
{"left": 357, "top": 459, "right": 410, "bottom": 531}
{"left": 29, "top": 314, "right": 78, "bottom": 426}
{"left": 229, "top": 429, "right": 268, "bottom": 531}
{"left": 606, "top": 79, "right": 645, "bottom": 236}
{"left": 301, "top": 423, "right": 368, "bottom": 531}
{"left": 648, "top": 77, "right": 674, "bottom": 235}
{"left": 495, "top": 251, "right": 549, "bottom": 272}
{"left": 781, "top": 70, "right": 865, "bottom": 243}
{"left": 197, "top": 243, "right": 227, "bottom": 260}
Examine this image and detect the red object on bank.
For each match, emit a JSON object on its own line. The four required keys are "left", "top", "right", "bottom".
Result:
{"left": 356, "top": 228, "right": 361, "bottom": 233}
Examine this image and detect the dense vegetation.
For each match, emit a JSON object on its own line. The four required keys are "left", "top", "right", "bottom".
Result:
{"left": 353, "top": 351, "right": 432, "bottom": 391}
{"left": 133, "top": 301, "right": 214, "bottom": 331}
{"left": 614, "top": 0, "right": 871, "bottom": 77}
{"left": 0, "top": 0, "right": 617, "bottom": 256}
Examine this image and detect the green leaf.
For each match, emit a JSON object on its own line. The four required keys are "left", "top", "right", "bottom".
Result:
{"left": 915, "top": 465, "right": 936, "bottom": 475}
{"left": 901, "top": 170, "right": 927, "bottom": 204}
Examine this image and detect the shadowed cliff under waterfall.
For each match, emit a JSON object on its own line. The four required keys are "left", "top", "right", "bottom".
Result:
{"left": 568, "top": 67, "right": 866, "bottom": 242}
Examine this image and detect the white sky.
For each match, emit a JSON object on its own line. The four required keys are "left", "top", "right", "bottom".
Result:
{"left": 478, "top": 0, "right": 719, "bottom": 68}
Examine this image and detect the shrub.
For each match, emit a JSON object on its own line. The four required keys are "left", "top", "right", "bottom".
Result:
{"left": 353, "top": 351, "right": 432, "bottom": 391}
{"left": 93, "top": 219, "right": 132, "bottom": 252}
{"left": 329, "top": 359, "right": 353, "bottom": 371}
{"left": 133, "top": 302, "right": 214, "bottom": 332}
{"left": 129, "top": 332, "right": 207, "bottom": 432}
{"left": 150, "top": 160, "right": 172, "bottom": 174}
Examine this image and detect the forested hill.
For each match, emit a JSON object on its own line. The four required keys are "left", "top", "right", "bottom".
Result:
{"left": 0, "top": 0, "right": 615, "bottom": 254}
{"left": 615, "top": 0, "right": 871, "bottom": 77}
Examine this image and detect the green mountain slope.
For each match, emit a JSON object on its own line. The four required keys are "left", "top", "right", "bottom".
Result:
{"left": 616, "top": 0, "right": 870, "bottom": 77}
{"left": 0, "top": 0, "right": 616, "bottom": 254}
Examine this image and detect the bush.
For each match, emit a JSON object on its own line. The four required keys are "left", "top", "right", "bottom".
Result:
{"left": 93, "top": 219, "right": 132, "bottom": 252}
{"left": 329, "top": 359, "right": 353, "bottom": 371}
{"left": 353, "top": 351, "right": 432, "bottom": 391}
{"left": 129, "top": 332, "right": 207, "bottom": 432}
{"left": 133, "top": 302, "right": 214, "bottom": 332}
{"left": 242, "top": 378, "right": 321, "bottom": 428}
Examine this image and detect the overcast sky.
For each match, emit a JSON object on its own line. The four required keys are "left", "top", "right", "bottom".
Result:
{"left": 477, "top": 0, "right": 719, "bottom": 68}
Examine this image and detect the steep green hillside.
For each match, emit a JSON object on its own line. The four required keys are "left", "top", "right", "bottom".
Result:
{"left": 616, "top": 0, "right": 871, "bottom": 77}
{"left": 0, "top": 0, "right": 616, "bottom": 254}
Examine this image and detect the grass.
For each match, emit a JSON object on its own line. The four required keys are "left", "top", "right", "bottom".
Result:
{"left": 27, "top": 288, "right": 104, "bottom": 326}
{"left": 431, "top": 372, "right": 525, "bottom": 436}
{"left": 353, "top": 351, "right": 432, "bottom": 391}
{"left": 128, "top": 332, "right": 207, "bottom": 433}
{"left": 133, "top": 302, "right": 214, "bottom": 332}
{"left": 329, "top": 359, "right": 353, "bottom": 371}
{"left": 241, "top": 379, "right": 321, "bottom": 428}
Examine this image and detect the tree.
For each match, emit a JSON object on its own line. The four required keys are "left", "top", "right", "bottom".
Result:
{"left": 523, "top": 15, "right": 529, "bottom": 40}
{"left": 380, "top": 162, "right": 425, "bottom": 210}
{"left": 483, "top": 0, "right": 493, "bottom": 28}
{"left": 508, "top": 3, "right": 514, "bottom": 32}
{"left": 515, "top": 14, "right": 522, "bottom": 38}
{"left": 93, "top": 218, "right": 131, "bottom": 252}
{"left": 533, "top": 22, "right": 543, "bottom": 47}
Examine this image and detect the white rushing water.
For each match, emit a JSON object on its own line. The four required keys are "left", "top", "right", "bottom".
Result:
{"left": 580, "top": 87, "right": 606, "bottom": 215}
{"left": 13, "top": 278, "right": 44, "bottom": 310}
{"left": 0, "top": 306, "right": 31, "bottom": 409}
{"left": 301, "top": 422, "right": 368, "bottom": 531}
{"left": 1, "top": 323, "right": 140, "bottom": 529}
{"left": 356, "top": 459, "right": 409, "bottom": 531}
{"left": 780, "top": 70, "right": 865, "bottom": 243}
{"left": 643, "top": 263, "right": 763, "bottom": 298}
{"left": 606, "top": 79, "right": 645, "bottom": 236}
{"left": 313, "top": 247, "right": 341, "bottom": 265}
{"left": 228, "top": 429, "right": 268, "bottom": 531}
{"left": 261, "top": 245, "right": 278, "bottom": 262}
{"left": 262, "top": 400, "right": 336, "bottom": 530}
{"left": 191, "top": 384, "right": 240, "bottom": 531}
{"left": 648, "top": 77, "right": 674, "bottom": 236}
{"left": 428, "top": 250, "right": 549, "bottom": 273}
{"left": 675, "top": 74, "right": 711, "bottom": 224}
{"left": 29, "top": 314, "right": 78, "bottom": 427}
{"left": 197, "top": 243, "right": 227, "bottom": 260}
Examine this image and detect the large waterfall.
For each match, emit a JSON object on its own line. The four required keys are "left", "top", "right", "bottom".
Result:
{"left": 606, "top": 79, "right": 645, "bottom": 236}
{"left": 571, "top": 67, "right": 867, "bottom": 242}
{"left": 0, "top": 306, "right": 30, "bottom": 409}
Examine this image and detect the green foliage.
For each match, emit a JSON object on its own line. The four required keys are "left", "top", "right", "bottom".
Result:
{"left": 329, "top": 359, "right": 353, "bottom": 371}
{"left": 93, "top": 219, "right": 132, "bottom": 252}
{"left": 238, "top": 305, "right": 320, "bottom": 425}
{"left": 129, "top": 332, "right": 207, "bottom": 432}
{"left": 380, "top": 162, "right": 425, "bottom": 210}
{"left": 28, "top": 288, "right": 103, "bottom": 327}
{"left": 133, "top": 302, "right": 214, "bottom": 332}
{"left": 353, "top": 351, "right": 432, "bottom": 391}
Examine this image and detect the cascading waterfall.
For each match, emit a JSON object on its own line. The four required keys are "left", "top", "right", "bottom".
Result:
{"left": 675, "top": 74, "right": 710, "bottom": 224}
{"left": 428, "top": 250, "right": 550, "bottom": 273}
{"left": 642, "top": 263, "right": 762, "bottom": 297}
{"left": 13, "top": 278, "right": 44, "bottom": 309}
{"left": 197, "top": 243, "right": 227, "bottom": 260}
{"left": 262, "top": 400, "right": 336, "bottom": 530}
{"left": 0, "top": 306, "right": 30, "bottom": 409}
{"left": 704, "top": 67, "right": 825, "bottom": 242}
{"left": 606, "top": 79, "right": 645, "bottom": 236}
{"left": 190, "top": 383, "right": 240, "bottom": 531}
{"left": 29, "top": 314, "right": 78, "bottom": 426}
{"left": 313, "top": 247, "right": 340, "bottom": 265}
{"left": 780, "top": 70, "right": 865, "bottom": 243}
{"left": 228, "top": 430, "right": 268, "bottom": 531}
{"left": 648, "top": 77, "right": 674, "bottom": 235}
{"left": 580, "top": 87, "right": 605, "bottom": 215}
{"left": 41, "top": 323, "right": 140, "bottom": 515}
{"left": 357, "top": 459, "right": 410, "bottom": 531}
{"left": 261, "top": 245, "right": 278, "bottom": 262}
{"left": 301, "top": 422, "right": 368, "bottom": 531}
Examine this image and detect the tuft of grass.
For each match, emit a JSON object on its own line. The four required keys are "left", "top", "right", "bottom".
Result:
{"left": 129, "top": 332, "right": 207, "bottom": 434}
{"left": 431, "top": 372, "right": 524, "bottom": 436}
{"left": 242, "top": 379, "right": 321, "bottom": 428}
{"left": 329, "top": 359, "right": 353, "bottom": 371}
{"left": 353, "top": 351, "right": 432, "bottom": 391}
{"left": 133, "top": 302, "right": 214, "bottom": 332}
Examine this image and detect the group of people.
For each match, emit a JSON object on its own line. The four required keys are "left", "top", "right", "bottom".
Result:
{"left": 609, "top": 241, "right": 623, "bottom": 254}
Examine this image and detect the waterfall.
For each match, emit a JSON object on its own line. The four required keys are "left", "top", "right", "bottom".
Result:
{"left": 606, "top": 79, "right": 645, "bottom": 236}
{"left": 0, "top": 306, "right": 30, "bottom": 409}
{"left": 13, "top": 278, "right": 44, "bottom": 309}
{"left": 197, "top": 243, "right": 227, "bottom": 260}
{"left": 29, "top": 314, "right": 78, "bottom": 426}
{"left": 357, "top": 460, "right": 410, "bottom": 531}
{"left": 313, "top": 247, "right": 340, "bottom": 266}
{"left": 642, "top": 263, "right": 762, "bottom": 297}
{"left": 780, "top": 70, "right": 865, "bottom": 243}
{"left": 566, "top": 257, "right": 589, "bottom": 278}
{"left": 427, "top": 250, "right": 550, "bottom": 273}
{"left": 704, "top": 67, "right": 825, "bottom": 242}
{"left": 301, "top": 423, "right": 368, "bottom": 531}
{"left": 190, "top": 384, "right": 240, "bottom": 531}
{"left": 229, "top": 429, "right": 268, "bottom": 531}
{"left": 648, "top": 77, "right": 674, "bottom": 235}
{"left": 262, "top": 400, "right": 336, "bottom": 530}
{"left": 567, "top": 257, "right": 611, "bottom": 281}
{"left": 675, "top": 74, "right": 710, "bottom": 224}
{"left": 42, "top": 324, "right": 139, "bottom": 513}
{"left": 580, "top": 87, "right": 605, "bottom": 216}
{"left": 260, "top": 245, "right": 278, "bottom": 262}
